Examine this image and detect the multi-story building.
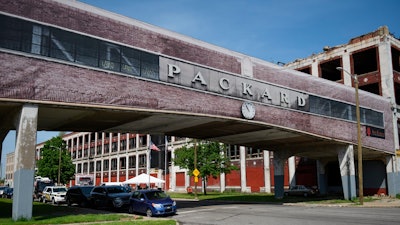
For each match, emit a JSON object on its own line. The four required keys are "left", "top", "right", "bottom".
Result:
{"left": 285, "top": 26, "right": 400, "bottom": 195}
{"left": 51, "top": 132, "right": 280, "bottom": 192}
{"left": 4, "top": 152, "right": 14, "bottom": 187}
{"left": 285, "top": 26, "right": 399, "bottom": 132}
{"left": 31, "top": 131, "right": 318, "bottom": 193}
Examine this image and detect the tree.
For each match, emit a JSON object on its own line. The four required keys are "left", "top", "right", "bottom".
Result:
{"left": 173, "top": 140, "right": 238, "bottom": 194}
{"left": 36, "top": 136, "right": 75, "bottom": 185}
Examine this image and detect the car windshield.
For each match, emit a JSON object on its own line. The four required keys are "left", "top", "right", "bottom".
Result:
{"left": 54, "top": 187, "right": 67, "bottom": 192}
{"left": 145, "top": 191, "right": 168, "bottom": 200}
{"left": 107, "top": 186, "right": 127, "bottom": 193}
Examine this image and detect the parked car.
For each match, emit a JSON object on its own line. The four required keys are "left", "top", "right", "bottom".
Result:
{"left": 0, "top": 186, "right": 7, "bottom": 196}
{"left": 65, "top": 186, "right": 94, "bottom": 207}
{"left": 284, "top": 185, "right": 318, "bottom": 197}
{"left": 89, "top": 185, "right": 131, "bottom": 209}
{"left": 42, "top": 186, "right": 68, "bottom": 204}
{"left": 2, "top": 187, "right": 13, "bottom": 198}
{"left": 129, "top": 189, "right": 177, "bottom": 217}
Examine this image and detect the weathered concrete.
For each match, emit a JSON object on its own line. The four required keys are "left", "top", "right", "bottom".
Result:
{"left": 386, "top": 155, "right": 399, "bottom": 197}
{"left": 338, "top": 145, "right": 356, "bottom": 200}
{"left": 12, "top": 104, "right": 38, "bottom": 221}
{"left": 273, "top": 151, "right": 290, "bottom": 199}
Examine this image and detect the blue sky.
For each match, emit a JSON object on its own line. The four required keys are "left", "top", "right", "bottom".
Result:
{"left": 1, "top": 0, "right": 399, "bottom": 177}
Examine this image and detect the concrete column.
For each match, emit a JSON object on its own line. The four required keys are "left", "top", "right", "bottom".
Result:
{"left": 316, "top": 160, "right": 327, "bottom": 195}
{"left": 185, "top": 170, "right": 190, "bottom": 190}
{"left": 288, "top": 156, "right": 296, "bottom": 187}
{"left": 135, "top": 134, "right": 139, "bottom": 176}
{"left": 125, "top": 155, "right": 129, "bottom": 181}
{"left": 311, "top": 61, "right": 319, "bottom": 77}
{"left": 385, "top": 155, "right": 399, "bottom": 197}
{"left": 12, "top": 104, "right": 38, "bottom": 221}
{"left": 100, "top": 134, "right": 104, "bottom": 184}
{"left": 108, "top": 133, "right": 112, "bottom": 181}
{"left": 379, "top": 33, "right": 395, "bottom": 99}
{"left": 220, "top": 172, "right": 226, "bottom": 193}
{"left": 170, "top": 144, "right": 176, "bottom": 191}
{"left": 220, "top": 148, "right": 226, "bottom": 193}
{"left": 338, "top": 145, "right": 356, "bottom": 200}
{"left": 263, "top": 150, "right": 271, "bottom": 193}
{"left": 273, "top": 151, "right": 286, "bottom": 199}
{"left": 240, "top": 146, "right": 247, "bottom": 192}
{"left": 341, "top": 52, "right": 352, "bottom": 86}
{"left": 116, "top": 156, "right": 120, "bottom": 182}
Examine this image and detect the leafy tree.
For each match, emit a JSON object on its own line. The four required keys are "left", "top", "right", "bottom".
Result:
{"left": 173, "top": 140, "right": 238, "bottom": 194}
{"left": 36, "top": 136, "right": 75, "bottom": 185}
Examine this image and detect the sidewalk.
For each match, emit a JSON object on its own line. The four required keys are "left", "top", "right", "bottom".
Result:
{"left": 362, "top": 196, "right": 400, "bottom": 207}
{"left": 285, "top": 196, "right": 400, "bottom": 208}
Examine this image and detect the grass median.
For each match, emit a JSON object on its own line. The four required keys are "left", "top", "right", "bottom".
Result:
{"left": 0, "top": 198, "right": 175, "bottom": 225}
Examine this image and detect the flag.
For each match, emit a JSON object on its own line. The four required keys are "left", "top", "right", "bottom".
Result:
{"left": 150, "top": 141, "right": 160, "bottom": 151}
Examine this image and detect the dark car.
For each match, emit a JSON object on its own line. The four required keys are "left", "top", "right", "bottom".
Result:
{"left": 2, "top": 187, "right": 13, "bottom": 198}
{"left": 89, "top": 185, "right": 131, "bottom": 209}
{"left": 284, "top": 185, "right": 318, "bottom": 197}
{"left": 129, "top": 189, "right": 177, "bottom": 217}
{"left": 65, "top": 186, "right": 94, "bottom": 207}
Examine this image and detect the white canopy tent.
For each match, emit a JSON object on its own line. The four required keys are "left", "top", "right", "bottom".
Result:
{"left": 123, "top": 173, "right": 165, "bottom": 185}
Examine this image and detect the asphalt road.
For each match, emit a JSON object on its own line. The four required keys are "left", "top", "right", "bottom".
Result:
{"left": 173, "top": 200, "right": 400, "bottom": 225}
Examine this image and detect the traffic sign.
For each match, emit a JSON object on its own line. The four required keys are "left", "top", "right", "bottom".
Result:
{"left": 193, "top": 168, "right": 200, "bottom": 177}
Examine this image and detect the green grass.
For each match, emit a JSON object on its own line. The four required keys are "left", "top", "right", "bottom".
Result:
{"left": 0, "top": 199, "right": 175, "bottom": 225}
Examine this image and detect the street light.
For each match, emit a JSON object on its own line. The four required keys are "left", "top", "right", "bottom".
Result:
{"left": 336, "top": 67, "right": 364, "bottom": 205}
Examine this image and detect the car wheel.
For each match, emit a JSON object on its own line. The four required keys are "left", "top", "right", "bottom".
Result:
{"left": 128, "top": 205, "right": 134, "bottom": 214}
{"left": 146, "top": 208, "right": 153, "bottom": 217}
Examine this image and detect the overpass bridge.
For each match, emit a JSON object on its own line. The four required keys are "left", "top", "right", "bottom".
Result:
{"left": 0, "top": 0, "right": 397, "bottom": 220}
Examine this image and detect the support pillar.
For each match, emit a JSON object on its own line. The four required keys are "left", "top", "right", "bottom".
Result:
{"left": 385, "top": 155, "right": 398, "bottom": 197}
{"left": 170, "top": 146, "right": 176, "bottom": 191}
{"left": 12, "top": 104, "right": 38, "bottom": 221}
{"left": 185, "top": 171, "right": 190, "bottom": 191}
{"left": 220, "top": 146, "right": 226, "bottom": 192}
{"left": 338, "top": 145, "right": 356, "bottom": 200}
{"left": 263, "top": 150, "right": 271, "bottom": 193}
{"left": 288, "top": 156, "right": 296, "bottom": 187}
{"left": 273, "top": 151, "right": 288, "bottom": 199}
{"left": 239, "top": 146, "right": 247, "bottom": 192}
{"left": 316, "top": 160, "right": 328, "bottom": 196}
{"left": 220, "top": 172, "right": 226, "bottom": 193}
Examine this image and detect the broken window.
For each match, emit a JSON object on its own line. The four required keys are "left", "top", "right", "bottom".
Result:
{"left": 392, "top": 46, "right": 400, "bottom": 72}
{"left": 352, "top": 47, "right": 378, "bottom": 75}
{"left": 394, "top": 83, "right": 400, "bottom": 105}
{"left": 359, "top": 83, "right": 380, "bottom": 95}
{"left": 298, "top": 67, "right": 311, "bottom": 75}
{"left": 319, "top": 58, "right": 342, "bottom": 81}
